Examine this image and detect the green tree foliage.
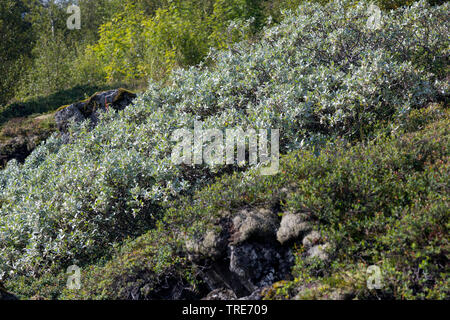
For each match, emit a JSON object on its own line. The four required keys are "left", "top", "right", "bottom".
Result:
{"left": 0, "top": 0, "right": 33, "bottom": 105}
{"left": 90, "top": 0, "right": 284, "bottom": 82}
{"left": 89, "top": 3, "right": 149, "bottom": 82}
{"left": 4, "top": 0, "right": 441, "bottom": 103}
{"left": 18, "top": 31, "right": 76, "bottom": 98}
{"left": 14, "top": 0, "right": 120, "bottom": 99}
{"left": 209, "top": 0, "right": 266, "bottom": 46}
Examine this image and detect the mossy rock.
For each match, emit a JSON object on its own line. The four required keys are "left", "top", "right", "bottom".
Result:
{"left": 54, "top": 88, "right": 137, "bottom": 133}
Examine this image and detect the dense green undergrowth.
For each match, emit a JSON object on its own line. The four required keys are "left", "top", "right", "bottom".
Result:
{"left": 9, "top": 103, "right": 447, "bottom": 300}
{"left": 76, "top": 105, "right": 449, "bottom": 300}
{"left": 1, "top": 1, "right": 449, "bottom": 299}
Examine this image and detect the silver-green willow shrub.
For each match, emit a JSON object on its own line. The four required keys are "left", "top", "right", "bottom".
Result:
{"left": 0, "top": 0, "right": 448, "bottom": 278}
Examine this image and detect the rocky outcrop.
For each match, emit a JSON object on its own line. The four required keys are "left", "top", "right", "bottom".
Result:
{"left": 55, "top": 104, "right": 84, "bottom": 133}
{"left": 0, "top": 136, "right": 42, "bottom": 167}
{"left": 0, "top": 89, "right": 136, "bottom": 168}
{"left": 183, "top": 208, "right": 331, "bottom": 300}
{"left": 228, "top": 242, "right": 293, "bottom": 294}
{"left": 54, "top": 89, "right": 136, "bottom": 134}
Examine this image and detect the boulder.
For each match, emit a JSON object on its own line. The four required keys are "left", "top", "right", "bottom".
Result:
{"left": 276, "top": 213, "right": 311, "bottom": 245}
{"left": 54, "top": 104, "right": 84, "bottom": 133}
{"left": 230, "top": 208, "right": 279, "bottom": 244}
{"left": 54, "top": 88, "right": 136, "bottom": 133}
{"left": 185, "top": 230, "right": 227, "bottom": 261}
{"left": 229, "top": 242, "right": 294, "bottom": 293}
{"left": 184, "top": 207, "right": 305, "bottom": 300}
{"left": 302, "top": 230, "right": 321, "bottom": 248}
{"left": 307, "top": 243, "right": 331, "bottom": 262}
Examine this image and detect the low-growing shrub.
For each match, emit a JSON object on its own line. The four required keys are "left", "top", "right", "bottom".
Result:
{"left": 0, "top": 0, "right": 448, "bottom": 284}
{"left": 40, "top": 106, "right": 449, "bottom": 300}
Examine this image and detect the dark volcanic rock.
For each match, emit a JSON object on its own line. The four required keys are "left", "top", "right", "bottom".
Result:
{"left": 182, "top": 207, "right": 335, "bottom": 300}
{"left": 229, "top": 242, "right": 294, "bottom": 293}
{"left": 195, "top": 239, "right": 294, "bottom": 299}
{"left": 184, "top": 208, "right": 299, "bottom": 300}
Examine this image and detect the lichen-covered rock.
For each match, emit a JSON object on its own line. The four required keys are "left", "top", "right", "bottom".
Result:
{"left": 276, "top": 213, "right": 311, "bottom": 245}
{"left": 230, "top": 208, "right": 279, "bottom": 244}
{"left": 307, "top": 243, "right": 331, "bottom": 261}
{"left": 302, "top": 231, "right": 321, "bottom": 248}
{"left": 54, "top": 88, "right": 136, "bottom": 133}
{"left": 185, "top": 230, "right": 227, "bottom": 261}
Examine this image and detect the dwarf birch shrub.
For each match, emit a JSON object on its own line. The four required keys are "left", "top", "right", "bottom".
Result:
{"left": 0, "top": 0, "right": 448, "bottom": 279}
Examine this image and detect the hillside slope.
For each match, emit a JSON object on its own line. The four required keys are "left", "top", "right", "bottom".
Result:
{"left": 0, "top": 1, "right": 448, "bottom": 299}
{"left": 65, "top": 105, "right": 449, "bottom": 300}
